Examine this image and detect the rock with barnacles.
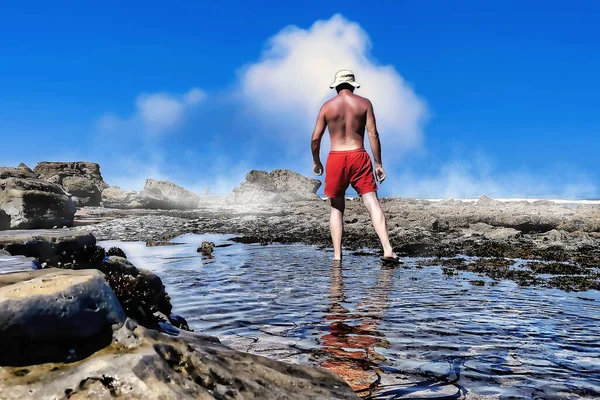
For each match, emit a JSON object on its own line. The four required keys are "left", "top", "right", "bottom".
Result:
{"left": 197, "top": 241, "right": 215, "bottom": 256}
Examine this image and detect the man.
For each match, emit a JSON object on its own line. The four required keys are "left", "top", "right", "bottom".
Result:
{"left": 311, "top": 70, "right": 400, "bottom": 263}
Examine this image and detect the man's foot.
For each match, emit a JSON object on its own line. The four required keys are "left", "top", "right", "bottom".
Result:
{"left": 380, "top": 253, "right": 403, "bottom": 264}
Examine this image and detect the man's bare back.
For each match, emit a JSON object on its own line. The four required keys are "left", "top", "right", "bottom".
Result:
{"left": 321, "top": 91, "right": 370, "bottom": 151}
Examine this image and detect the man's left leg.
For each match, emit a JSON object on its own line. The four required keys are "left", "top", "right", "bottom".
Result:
{"left": 330, "top": 196, "right": 345, "bottom": 261}
{"left": 361, "top": 192, "right": 396, "bottom": 259}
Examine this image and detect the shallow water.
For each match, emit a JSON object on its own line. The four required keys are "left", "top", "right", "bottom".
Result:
{"left": 100, "top": 234, "right": 600, "bottom": 399}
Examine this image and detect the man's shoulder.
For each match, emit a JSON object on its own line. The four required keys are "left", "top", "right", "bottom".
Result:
{"left": 353, "top": 93, "right": 372, "bottom": 104}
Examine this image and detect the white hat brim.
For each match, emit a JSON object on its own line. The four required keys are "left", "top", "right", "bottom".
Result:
{"left": 330, "top": 80, "right": 360, "bottom": 89}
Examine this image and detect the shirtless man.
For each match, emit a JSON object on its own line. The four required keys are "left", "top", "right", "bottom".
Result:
{"left": 311, "top": 70, "right": 400, "bottom": 263}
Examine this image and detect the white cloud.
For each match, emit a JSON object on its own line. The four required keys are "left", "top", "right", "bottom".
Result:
{"left": 389, "top": 157, "right": 598, "bottom": 200}
{"left": 99, "top": 87, "right": 206, "bottom": 135}
{"left": 238, "top": 14, "right": 428, "bottom": 157}
{"left": 183, "top": 88, "right": 206, "bottom": 105}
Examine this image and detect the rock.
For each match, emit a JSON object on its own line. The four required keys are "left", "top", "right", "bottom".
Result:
{"left": 106, "top": 246, "right": 127, "bottom": 258}
{"left": 0, "top": 164, "right": 37, "bottom": 180}
{"left": 227, "top": 169, "right": 322, "bottom": 205}
{"left": 33, "top": 162, "right": 108, "bottom": 206}
{"left": 100, "top": 186, "right": 138, "bottom": 209}
{"left": 0, "top": 210, "right": 8, "bottom": 230}
{"left": 483, "top": 227, "right": 522, "bottom": 240}
{"left": 0, "top": 229, "right": 96, "bottom": 268}
{"left": 0, "top": 230, "right": 179, "bottom": 330}
{"left": 476, "top": 195, "right": 500, "bottom": 207}
{"left": 34, "top": 161, "right": 108, "bottom": 189}
{"left": 270, "top": 169, "right": 323, "bottom": 201}
{"left": 100, "top": 256, "right": 174, "bottom": 328}
{"left": 0, "top": 252, "right": 36, "bottom": 275}
{"left": 102, "top": 180, "right": 202, "bottom": 210}
{"left": 0, "top": 268, "right": 126, "bottom": 366}
{"left": 541, "top": 229, "right": 567, "bottom": 243}
{"left": 197, "top": 241, "right": 215, "bottom": 256}
{"left": 0, "top": 177, "right": 76, "bottom": 229}
{"left": 62, "top": 176, "right": 101, "bottom": 206}
{"left": 0, "top": 318, "right": 357, "bottom": 399}
{"left": 138, "top": 179, "right": 202, "bottom": 210}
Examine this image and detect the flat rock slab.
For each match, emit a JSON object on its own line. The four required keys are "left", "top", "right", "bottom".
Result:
{"left": 0, "top": 252, "right": 35, "bottom": 275}
{"left": 0, "top": 229, "right": 94, "bottom": 244}
{"left": 0, "top": 230, "right": 95, "bottom": 265}
{"left": 0, "top": 319, "right": 358, "bottom": 400}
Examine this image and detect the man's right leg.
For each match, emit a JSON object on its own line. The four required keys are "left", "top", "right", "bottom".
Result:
{"left": 361, "top": 192, "right": 396, "bottom": 258}
{"left": 330, "top": 196, "right": 345, "bottom": 261}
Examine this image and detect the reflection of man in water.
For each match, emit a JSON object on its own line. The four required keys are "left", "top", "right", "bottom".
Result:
{"left": 311, "top": 70, "right": 400, "bottom": 263}
{"left": 318, "top": 263, "right": 395, "bottom": 392}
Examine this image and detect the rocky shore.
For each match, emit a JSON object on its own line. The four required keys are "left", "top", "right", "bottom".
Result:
{"left": 0, "top": 229, "right": 357, "bottom": 399}
{"left": 1, "top": 160, "right": 599, "bottom": 399}
{"left": 73, "top": 195, "right": 600, "bottom": 292}
{"left": 0, "top": 163, "right": 359, "bottom": 399}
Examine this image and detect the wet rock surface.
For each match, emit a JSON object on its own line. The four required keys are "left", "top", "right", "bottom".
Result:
{"left": 0, "top": 268, "right": 126, "bottom": 366}
{"left": 73, "top": 197, "right": 600, "bottom": 291}
{"left": 0, "top": 252, "right": 36, "bottom": 275}
{"left": 227, "top": 169, "right": 322, "bottom": 204}
{"left": 0, "top": 261, "right": 356, "bottom": 399}
{"left": 100, "top": 255, "right": 173, "bottom": 327}
{"left": 0, "top": 209, "right": 9, "bottom": 230}
{"left": 0, "top": 316, "right": 357, "bottom": 399}
{"left": 0, "top": 230, "right": 182, "bottom": 331}
{"left": 0, "top": 177, "right": 76, "bottom": 229}
{"left": 0, "top": 230, "right": 96, "bottom": 269}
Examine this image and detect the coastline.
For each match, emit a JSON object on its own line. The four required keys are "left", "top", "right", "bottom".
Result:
{"left": 70, "top": 195, "right": 600, "bottom": 291}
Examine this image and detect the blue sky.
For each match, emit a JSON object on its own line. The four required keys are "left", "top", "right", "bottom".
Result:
{"left": 1, "top": 1, "right": 599, "bottom": 198}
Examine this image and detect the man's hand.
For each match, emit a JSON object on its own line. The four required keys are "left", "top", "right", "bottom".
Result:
{"left": 313, "top": 161, "right": 324, "bottom": 176}
{"left": 375, "top": 164, "right": 386, "bottom": 183}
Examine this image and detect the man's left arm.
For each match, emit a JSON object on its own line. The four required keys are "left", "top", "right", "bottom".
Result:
{"left": 311, "top": 105, "right": 327, "bottom": 176}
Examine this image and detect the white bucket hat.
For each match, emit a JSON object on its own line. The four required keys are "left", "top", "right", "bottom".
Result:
{"left": 329, "top": 70, "right": 360, "bottom": 89}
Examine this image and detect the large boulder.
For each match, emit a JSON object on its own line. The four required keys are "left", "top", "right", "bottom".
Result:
{"left": 227, "top": 169, "right": 322, "bottom": 205}
{"left": 0, "top": 210, "right": 8, "bottom": 230}
{"left": 100, "top": 186, "right": 139, "bottom": 209}
{"left": 0, "top": 268, "right": 126, "bottom": 366}
{"left": 270, "top": 169, "right": 322, "bottom": 200}
{"left": 100, "top": 256, "right": 173, "bottom": 327}
{"left": 138, "top": 179, "right": 202, "bottom": 209}
{"left": 0, "top": 318, "right": 357, "bottom": 399}
{"left": 62, "top": 176, "right": 101, "bottom": 206}
{"left": 0, "top": 230, "right": 96, "bottom": 268}
{"left": 33, "top": 161, "right": 108, "bottom": 206}
{"left": 0, "top": 177, "right": 76, "bottom": 229}
{"left": 0, "top": 164, "right": 37, "bottom": 180}
{"left": 102, "top": 180, "right": 202, "bottom": 210}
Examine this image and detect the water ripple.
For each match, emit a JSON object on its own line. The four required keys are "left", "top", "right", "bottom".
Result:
{"left": 100, "top": 234, "right": 600, "bottom": 399}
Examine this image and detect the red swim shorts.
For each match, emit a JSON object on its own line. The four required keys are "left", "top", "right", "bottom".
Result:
{"left": 324, "top": 148, "right": 378, "bottom": 198}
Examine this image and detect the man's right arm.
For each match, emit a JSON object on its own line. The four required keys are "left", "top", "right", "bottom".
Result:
{"left": 366, "top": 100, "right": 386, "bottom": 183}
{"left": 310, "top": 105, "right": 327, "bottom": 176}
